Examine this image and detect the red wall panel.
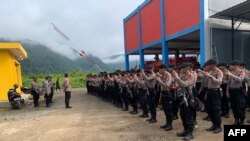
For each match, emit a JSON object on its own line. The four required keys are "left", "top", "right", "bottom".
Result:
{"left": 141, "top": 0, "right": 162, "bottom": 45}
{"left": 125, "top": 14, "right": 139, "bottom": 51}
{"left": 165, "top": 0, "right": 200, "bottom": 36}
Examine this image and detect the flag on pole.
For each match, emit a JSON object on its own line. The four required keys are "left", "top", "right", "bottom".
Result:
{"left": 51, "top": 23, "right": 70, "bottom": 41}
{"left": 79, "top": 50, "right": 86, "bottom": 57}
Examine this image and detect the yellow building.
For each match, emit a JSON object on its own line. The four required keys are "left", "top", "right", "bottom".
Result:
{"left": 0, "top": 43, "right": 27, "bottom": 101}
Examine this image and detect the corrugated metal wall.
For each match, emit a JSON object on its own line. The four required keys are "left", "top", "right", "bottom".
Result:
{"left": 209, "top": 0, "right": 246, "bottom": 16}
{"left": 212, "top": 28, "right": 250, "bottom": 67}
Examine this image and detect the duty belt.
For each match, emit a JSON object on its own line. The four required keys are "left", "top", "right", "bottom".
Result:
{"left": 229, "top": 88, "right": 241, "bottom": 90}
{"left": 207, "top": 88, "right": 220, "bottom": 91}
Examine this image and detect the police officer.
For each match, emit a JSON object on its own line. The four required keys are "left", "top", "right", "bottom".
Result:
{"left": 155, "top": 81, "right": 161, "bottom": 108}
{"left": 119, "top": 73, "right": 129, "bottom": 111}
{"left": 201, "top": 59, "right": 223, "bottom": 133}
{"left": 226, "top": 60, "right": 246, "bottom": 125}
{"left": 56, "top": 78, "right": 60, "bottom": 91}
{"left": 114, "top": 73, "right": 123, "bottom": 108}
{"left": 126, "top": 72, "right": 138, "bottom": 114}
{"left": 31, "top": 77, "right": 40, "bottom": 107}
{"left": 134, "top": 70, "right": 149, "bottom": 118}
{"left": 44, "top": 76, "right": 51, "bottom": 108}
{"left": 48, "top": 76, "right": 54, "bottom": 104}
{"left": 197, "top": 66, "right": 210, "bottom": 121}
{"left": 107, "top": 74, "right": 115, "bottom": 104}
{"left": 142, "top": 68, "right": 157, "bottom": 123}
{"left": 100, "top": 74, "right": 106, "bottom": 99}
{"left": 218, "top": 63, "right": 230, "bottom": 118}
{"left": 172, "top": 63, "right": 195, "bottom": 140}
{"left": 169, "top": 66, "right": 180, "bottom": 120}
{"left": 63, "top": 73, "right": 72, "bottom": 108}
{"left": 190, "top": 65, "right": 198, "bottom": 128}
{"left": 156, "top": 64, "right": 173, "bottom": 131}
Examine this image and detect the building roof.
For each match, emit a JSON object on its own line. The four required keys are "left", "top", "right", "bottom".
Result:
{"left": 211, "top": 0, "right": 250, "bottom": 22}
{"left": 0, "top": 43, "right": 28, "bottom": 60}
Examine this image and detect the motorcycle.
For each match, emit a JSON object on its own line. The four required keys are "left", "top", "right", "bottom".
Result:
{"left": 7, "top": 85, "right": 26, "bottom": 109}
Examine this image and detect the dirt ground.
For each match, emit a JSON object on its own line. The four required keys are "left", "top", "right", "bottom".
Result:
{"left": 0, "top": 89, "right": 249, "bottom": 141}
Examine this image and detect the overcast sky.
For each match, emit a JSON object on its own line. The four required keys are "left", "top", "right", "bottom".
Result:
{"left": 0, "top": 0, "right": 144, "bottom": 61}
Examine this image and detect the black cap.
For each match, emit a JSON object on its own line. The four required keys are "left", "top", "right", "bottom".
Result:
{"left": 230, "top": 60, "right": 241, "bottom": 66}
{"left": 240, "top": 63, "right": 246, "bottom": 67}
{"left": 217, "top": 63, "right": 227, "bottom": 67}
{"left": 169, "top": 64, "right": 175, "bottom": 68}
{"left": 179, "top": 63, "right": 192, "bottom": 69}
{"left": 144, "top": 67, "right": 153, "bottom": 72}
{"left": 130, "top": 69, "right": 136, "bottom": 73}
{"left": 159, "top": 64, "right": 167, "bottom": 69}
{"left": 205, "top": 59, "right": 217, "bottom": 66}
{"left": 187, "top": 62, "right": 194, "bottom": 68}
{"left": 136, "top": 69, "right": 141, "bottom": 73}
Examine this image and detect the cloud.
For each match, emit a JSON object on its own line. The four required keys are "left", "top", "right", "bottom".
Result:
{"left": 0, "top": 0, "right": 144, "bottom": 60}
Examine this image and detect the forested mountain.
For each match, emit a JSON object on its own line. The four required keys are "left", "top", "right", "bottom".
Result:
{"left": 0, "top": 39, "right": 109, "bottom": 74}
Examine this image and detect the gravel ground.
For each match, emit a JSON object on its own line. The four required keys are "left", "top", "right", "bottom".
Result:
{"left": 0, "top": 89, "right": 249, "bottom": 141}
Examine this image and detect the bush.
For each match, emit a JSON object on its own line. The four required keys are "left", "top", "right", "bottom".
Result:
{"left": 22, "top": 71, "right": 89, "bottom": 88}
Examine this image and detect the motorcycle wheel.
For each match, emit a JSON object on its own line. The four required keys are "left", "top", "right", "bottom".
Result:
{"left": 15, "top": 101, "right": 21, "bottom": 109}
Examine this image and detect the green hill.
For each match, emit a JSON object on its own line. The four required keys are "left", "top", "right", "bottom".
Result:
{"left": 0, "top": 39, "right": 109, "bottom": 74}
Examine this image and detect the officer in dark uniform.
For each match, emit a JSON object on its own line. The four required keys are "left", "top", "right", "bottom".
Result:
{"left": 119, "top": 72, "right": 129, "bottom": 111}
{"left": 201, "top": 59, "right": 223, "bottom": 133}
{"left": 172, "top": 63, "right": 195, "bottom": 140}
{"left": 197, "top": 66, "right": 211, "bottom": 121}
{"left": 134, "top": 70, "right": 149, "bottom": 118}
{"left": 44, "top": 76, "right": 51, "bottom": 108}
{"left": 190, "top": 65, "right": 199, "bottom": 128}
{"left": 218, "top": 63, "right": 230, "bottom": 118}
{"left": 126, "top": 72, "right": 138, "bottom": 114}
{"left": 107, "top": 74, "right": 115, "bottom": 104}
{"left": 169, "top": 66, "right": 180, "bottom": 120}
{"left": 155, "top": 81, "right": 161, "bottom": 108}
{"left": 142, "top": 68, "right": 157, "bottom": 123}
{"left": 31, "top": 77, "right": 40, "bottom": 107}
{"left": 226, "top": 60, "right": 246, "bottom": 125}
{"left": 114, "top": 72, "right": 123, "bottom": 108}
{"left": 48, "top": 76, "right": 54, "bottom": 104}
{"left": 156, "top": 64, "right": 173, "bottom": 131}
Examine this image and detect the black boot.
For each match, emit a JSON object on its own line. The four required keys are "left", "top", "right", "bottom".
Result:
{"left": 164, "top": 124, "right": 172, "bottom": 131}
{"left": 213, "top": 127, "right": 222, "bottom": 134}
{"left": 240, "top": 119, "right": 245, "bottom": 125}
{"left": 146, "top": 118, "right": 153, "bottom": 121}
{"left": 177, "top": 130, "right": 187, "bottom": 137}
{"left": 183, "top": 133, "right": 193, "bottom": 140}
{"left": 224, "top": 114, "right": 229, "bottom": 118}
{"left": 206, "top": 125, "right": 216, "bottom": 131}
{"left": 139, "top": 113, "right": 145, "bottom": 118}
{"left": 141, "top": 114, "right": 149, "bottom": 118}
{"left": 130, "top": 111, "right": 138, "bottom": 115}
{"left": 160, "top": 124, "right": 168, "bottom": 129}
{"left": 148, "top": 118, "right": 157, "bottom": 124}
{"left": 122, "top": 108, "right": 128, "bottom": 111}
{"left": 233, "top": 119, "right": 240, "bottom": 125}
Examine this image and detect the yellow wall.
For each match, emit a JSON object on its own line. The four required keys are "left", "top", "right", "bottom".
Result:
{"left": 0, "top": 50, "right": 22, "bottom": 101}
